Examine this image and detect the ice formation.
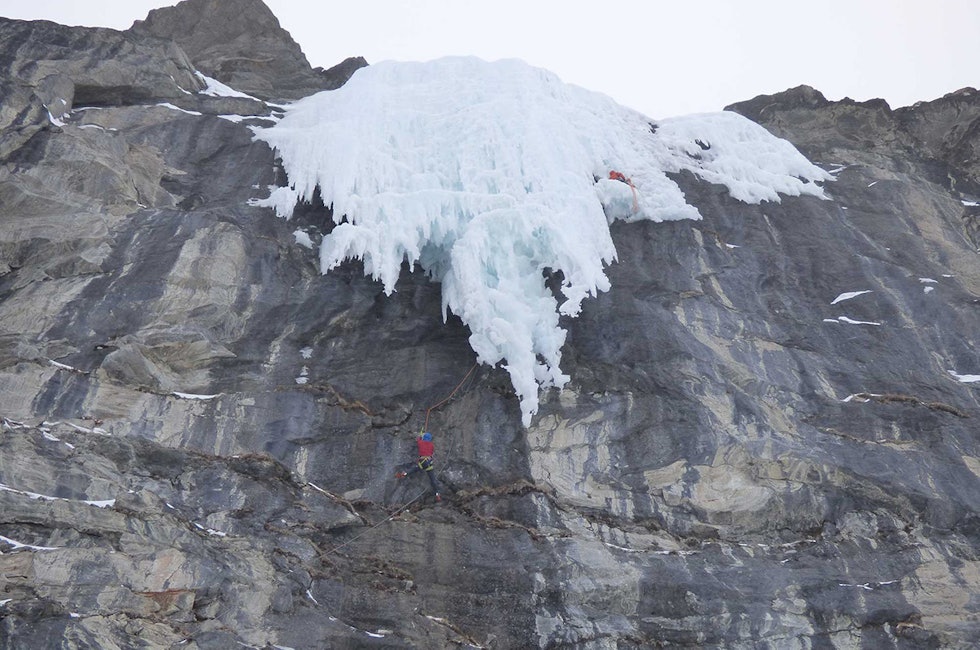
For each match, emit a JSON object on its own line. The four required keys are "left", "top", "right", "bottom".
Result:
{"left": 195, "top": 71, "right": 258, "bottom": 100}
{"left": 252, "top": 57, "right": 831, "bottom": 425}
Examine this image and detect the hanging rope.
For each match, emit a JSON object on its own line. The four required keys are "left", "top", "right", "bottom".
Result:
{"left": 423, "top": 362, "right": 478, "bottom": 432}
{"left": 325, "top": 489, "right": 428, "bottom": 555}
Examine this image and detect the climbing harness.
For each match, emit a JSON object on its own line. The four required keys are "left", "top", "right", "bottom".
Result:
{"left": 608, "top": 169, "right": 639, "bottom": 213}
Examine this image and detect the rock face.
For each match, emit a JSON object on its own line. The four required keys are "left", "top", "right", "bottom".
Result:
{"left": 129, "top": 0, "right": 366, "bottom": 100}
{"left": 1, "top": 2, "right": 979, "bottom": 648}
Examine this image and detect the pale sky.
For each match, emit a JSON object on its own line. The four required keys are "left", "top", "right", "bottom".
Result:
{"left": 2, "top": 0, "right": 977, "bottom": 118}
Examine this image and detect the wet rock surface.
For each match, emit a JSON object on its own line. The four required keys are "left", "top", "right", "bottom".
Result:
{"left": 1, "top": 2, "right": 979, "bottom": 648}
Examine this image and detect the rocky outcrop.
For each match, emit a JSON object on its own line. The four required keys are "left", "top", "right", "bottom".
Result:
{"left": 129, "top": 0, "right": 366, "bottom": 100}
{"left": 2, "top": 1, "right": 980, "bottom": 648}
{"left": 728, "top": 84, "right": 980, "bottom": 197}
{"left": 0, "top": 16, "right": 201, "bottom": 164}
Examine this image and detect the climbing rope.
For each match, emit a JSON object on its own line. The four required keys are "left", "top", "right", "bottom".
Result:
{"left": 608, "top": 170, "right": 639, "bottom": 213}
{"left": 423, "top": 362, "right": 478, "bottom": 432}
{"left": 325, "top": 489, "right": 428, "bottom": 555}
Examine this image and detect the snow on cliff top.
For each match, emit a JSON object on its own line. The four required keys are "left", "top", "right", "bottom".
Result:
{"left": 252, "top": 57, "right": 831, "bottom": 426}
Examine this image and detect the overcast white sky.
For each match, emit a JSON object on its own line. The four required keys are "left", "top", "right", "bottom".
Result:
{"left": 2, "top": 0, "right": 977, "bottom": 118}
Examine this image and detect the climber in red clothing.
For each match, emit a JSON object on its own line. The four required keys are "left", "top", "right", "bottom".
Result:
{"left": 395, "top": 431, "right": 443, "bottom": 502}
{"left": 608, "top": 170, "right": 639, "bottom": 212}
{"left": 608, "top": 170, "right": 630, "bottom": 184}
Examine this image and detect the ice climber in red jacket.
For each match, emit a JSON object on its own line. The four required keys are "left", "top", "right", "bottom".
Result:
{"left": 395, "top": 431, "right": 443, "bottom": 502}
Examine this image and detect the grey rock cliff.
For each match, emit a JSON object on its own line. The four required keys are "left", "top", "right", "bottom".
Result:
{"left": 0, "top": 16, "right": 200, "bottom": 162}
{"left": 2, "top": 1, "right": 979, "bottom": 648}
{"left": 129, "top": 0, "right": 366, "bottom": 100}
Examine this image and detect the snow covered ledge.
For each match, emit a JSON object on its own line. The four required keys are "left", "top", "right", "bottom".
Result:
{"left": 251, "top": 57, "right": 831, "bottom": 426}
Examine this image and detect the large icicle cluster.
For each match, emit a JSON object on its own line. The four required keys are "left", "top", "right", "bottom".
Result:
{"left": 252, "top": 57, "right": 831, "bottom": 426}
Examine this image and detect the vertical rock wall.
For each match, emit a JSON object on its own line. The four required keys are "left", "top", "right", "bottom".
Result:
{"left": 1, "top": 3, "right": 979, "bottom": 648}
